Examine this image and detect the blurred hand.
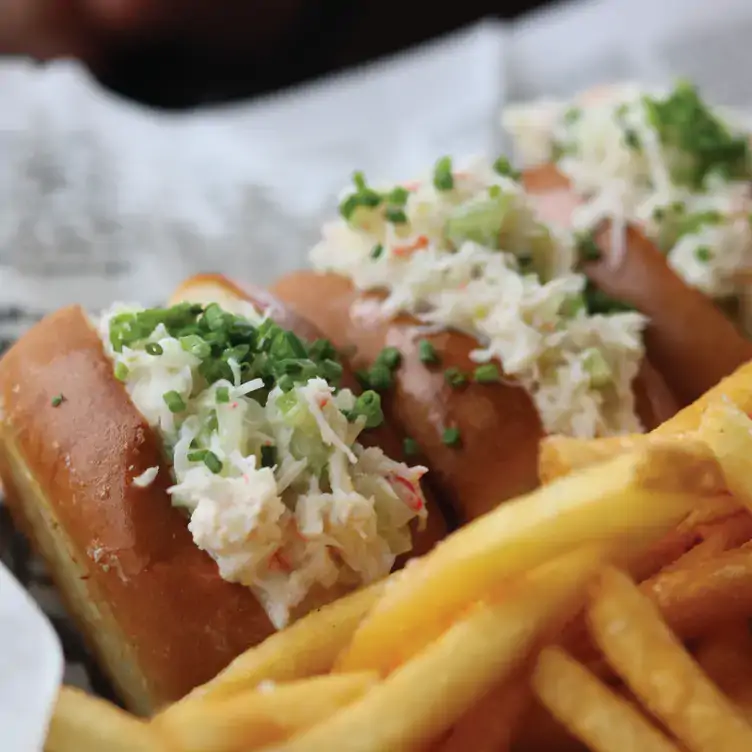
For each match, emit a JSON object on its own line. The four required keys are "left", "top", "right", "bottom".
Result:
{"left": 0, "top": 0, "right": 305, "bottom": 63}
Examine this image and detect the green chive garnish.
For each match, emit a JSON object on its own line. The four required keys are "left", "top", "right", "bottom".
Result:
{"left": 261, "top": 444, "right": 277, "bottom": 468}
{"left": 403, "top": 437, "right": 419, "bottom": 457}
{"left": 387, "top": 187, "right": 409, "bottom": 206}
{"left": 203, "top": 451, "right": 223, "bottom": 474}
{"left": 145, "top": 342, "right": 163, "bottom": 356}
{"left": 442, "top": 427, "right": 461, "bottom": 447}
{"left": 473, "top": 364, "right": 501, "bottom": 383}
{"left": 371, "top": 243, "right": 384, "bottom": 260}
{"left": 385, "top": 206, "right": 408, "bottom": 224}
{"left": 188, "top": 449, "right": 223, "bottom": 474}
{"left": 376, "top": 346, "right": 402, "bottom": 371}
{"left": 492, "top": 156, "right": 521, "bottom": 180}
{"left": 576, "top": 231, "right": 602, "bottom": 264}
{"left": 51, "top": 394, "right": 64, "bottom": 408}
{"left": 114, "top": 362, "right": 129, "bottom": 382}
{"left": 695, "top": 246, "right": 712, "bottom": 262}
{"left": 366, "top": 364, "right": 393, "bottom": 392}
{"left": 351, "top": 390, "right": 384, "bottom": 428}
{"left": 180, "top": 335, "right": 211, "bottom": 359}
{"left": 216, "top": 386, "right": 230, "bottom": 403}
{"left": 444, "top": 367, "right": 467, "bottom": 388}
{"left": 163, "top": 391, "right": 186, "bottom": 413}
{"left": 433, "top": 156, "right": 454, "bottom": 191}
{"left": 418, "top": 339, "right": 439, "bottom": 365}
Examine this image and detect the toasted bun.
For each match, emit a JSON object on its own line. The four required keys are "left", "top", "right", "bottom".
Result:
{"left": 169, "top": 274, "right": 450, "bottom": 552}
{"left": 0, "top": 307, "right": 277, "bottom": 715}
{"left": 524, "top": 164, "right": 752, "bottom": 406}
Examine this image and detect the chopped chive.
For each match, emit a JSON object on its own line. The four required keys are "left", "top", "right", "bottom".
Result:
{"left": 180, "top": 334, "right": 211, "bottom": 359}
{"left": 488, "top": 184, "right": 502, "bottom": 198}
{"left": 433, "top": 156, "right": 454, "bottom": 191}
{"left": 444, "top": 367, "right": 467, "bottom": 388}
{"left": 51, "top": 394, "right": 64, "bottom": 408}
{"left": 623, "top": 129, "right": 641, "bottom": 150}
{"left": 261, "top": 444, "right": 277, "bottom": 468}
{"left": 442, "top": 426, "right": 461, "bottom": 447}
{"left": 387, "top": 187, "right": 410, "bottom": 206}
{"left": 353, "top": 171, "right": 367, "bottom": 191}
{"left": 203, "top": 303, "right": 227, "bottom": 332}
{"left": 695, "top": 245, "right": 712, "bottom": 262}
{"left": 187, "top": 449, "right": 208, "bottom": 463}
{"left": 473, "top": 363, "right": 501, "bottom": 383}
{"left": 370, "top": 243, "right": 384, "bottom": 260}
{"left": 351, "top": 390, "right": 384, "bottom": 428}
{"left": 403, "top": 437, "right": 419, "bottom": 457}
{"left": 114, "top": 362, "right": 130, "bottom": 382}
{"left": 203, "top": 451, "right": 223, "bottom": 474}
{"left": 216, "top": 386, "right": 230, "bottom": 403}
{"left": 576, "top": 232, "right": 602, "bottom": 263}
{"left": 366, "top": 364, "right": 394, "bottom": 392}
{"left": 376, "top": 346, "right": 402, "bottom": 370}
{"left": 652, "top": 206, "right": 666, "bottom": 222}
{"left": 321, "top": 359, "right": 344, "bottom": 383}
{"left": 385, "top": 206, "right": 408, "bottom": 224}
{"left": 418, "top": 339, "right": 439, "bottom": 365}
{"left": 163, "top": 390, "right": 186, "bottom": 413}
{"left": 356, "top": 369, "right": 371, "bottom": 389}
{"left": 492, "top": 156, "right": 521, "bottom": 180}
{"left": 145, "top": 342, "right": 164, "bottom": 356}
{"left": 276, "top": 374, "right": 295, "bottom": 392}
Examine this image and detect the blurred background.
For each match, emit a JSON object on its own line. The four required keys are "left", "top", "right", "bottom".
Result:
{"left": 2, "top": 0, "right": 752, "bottom": 320}
{"left": 0, "top": 0, "right": 556, "bottom": 108}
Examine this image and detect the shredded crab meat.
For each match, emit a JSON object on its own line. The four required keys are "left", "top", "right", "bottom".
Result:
{"left": 311, "top": 156, "right": 648, "bottom": 438}
{"left": 99, "top": 304, "right": 429, "bottom": 629}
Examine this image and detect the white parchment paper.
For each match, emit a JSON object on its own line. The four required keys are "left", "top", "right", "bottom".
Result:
{"left": 0, "top": 562, "right": 63, "bottom": 752}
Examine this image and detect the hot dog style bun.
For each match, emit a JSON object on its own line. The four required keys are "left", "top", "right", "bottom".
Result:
{"left": 506, "top": 82, "right": 752, "bottom": 405}
{"left": 272, "top": 157, "right": 679, "bottom": 523}
{"left": 168, "top": 274, "right": 449, "bottom": 551}
{"left": 0, "top": 288, "right": 445, "bottom": 714}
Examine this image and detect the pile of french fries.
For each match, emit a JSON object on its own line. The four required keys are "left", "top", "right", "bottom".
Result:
{"left": 45, "top": 360, "right": 752, "bottom": 752}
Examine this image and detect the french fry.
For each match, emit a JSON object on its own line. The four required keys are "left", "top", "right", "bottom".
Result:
{"left": 588, "top": 567, "right": 752, "bottom": 751}
{"left": 696, "top": 625, "right": 752, "bottom": 723}
{"left": 657, "top": 359, "right": 752, "bottom": 436}
{"left": 45, "top": 687, "right": 166, "bottom": 752}
{"left": 153, "top": 673, "right": 377, "bottom": 752}
{"left": 274, "top": 548, "right": 603, "bottom": 752}
{"left": 697, "top": 400, "right": 752, "bottom": 511}
{"left": 538, "top": 434, "right": 648, "bottom": 483}
{"left": 165, "top": 578, "right": 385, "bottom": 717}
{"left": 533, "top": 646, "right": 679, "bottom": 752}
{"left": 641, "top": 544, "right": 752, "bottom": 640}
{"left": 431, "top": 677, "right": 530, "bottom": 752}
{"left": 337, "top": 445, "right": 716, "bottom": 675}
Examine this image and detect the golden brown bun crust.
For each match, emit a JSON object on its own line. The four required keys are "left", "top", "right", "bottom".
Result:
{"left": 170, "top": 274, "right": 449, "bottom": 555}
{"left": 523, "top": 164, "right": 752, "bottom": 407}
{"left": 0, "top": 307, "right": 275, "bottom": 713}
{"left": 589, "top": 223, "right": 752, "bottom": 407}
{"left": 271, "top": 272, "right": 547, "bottom": 521}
